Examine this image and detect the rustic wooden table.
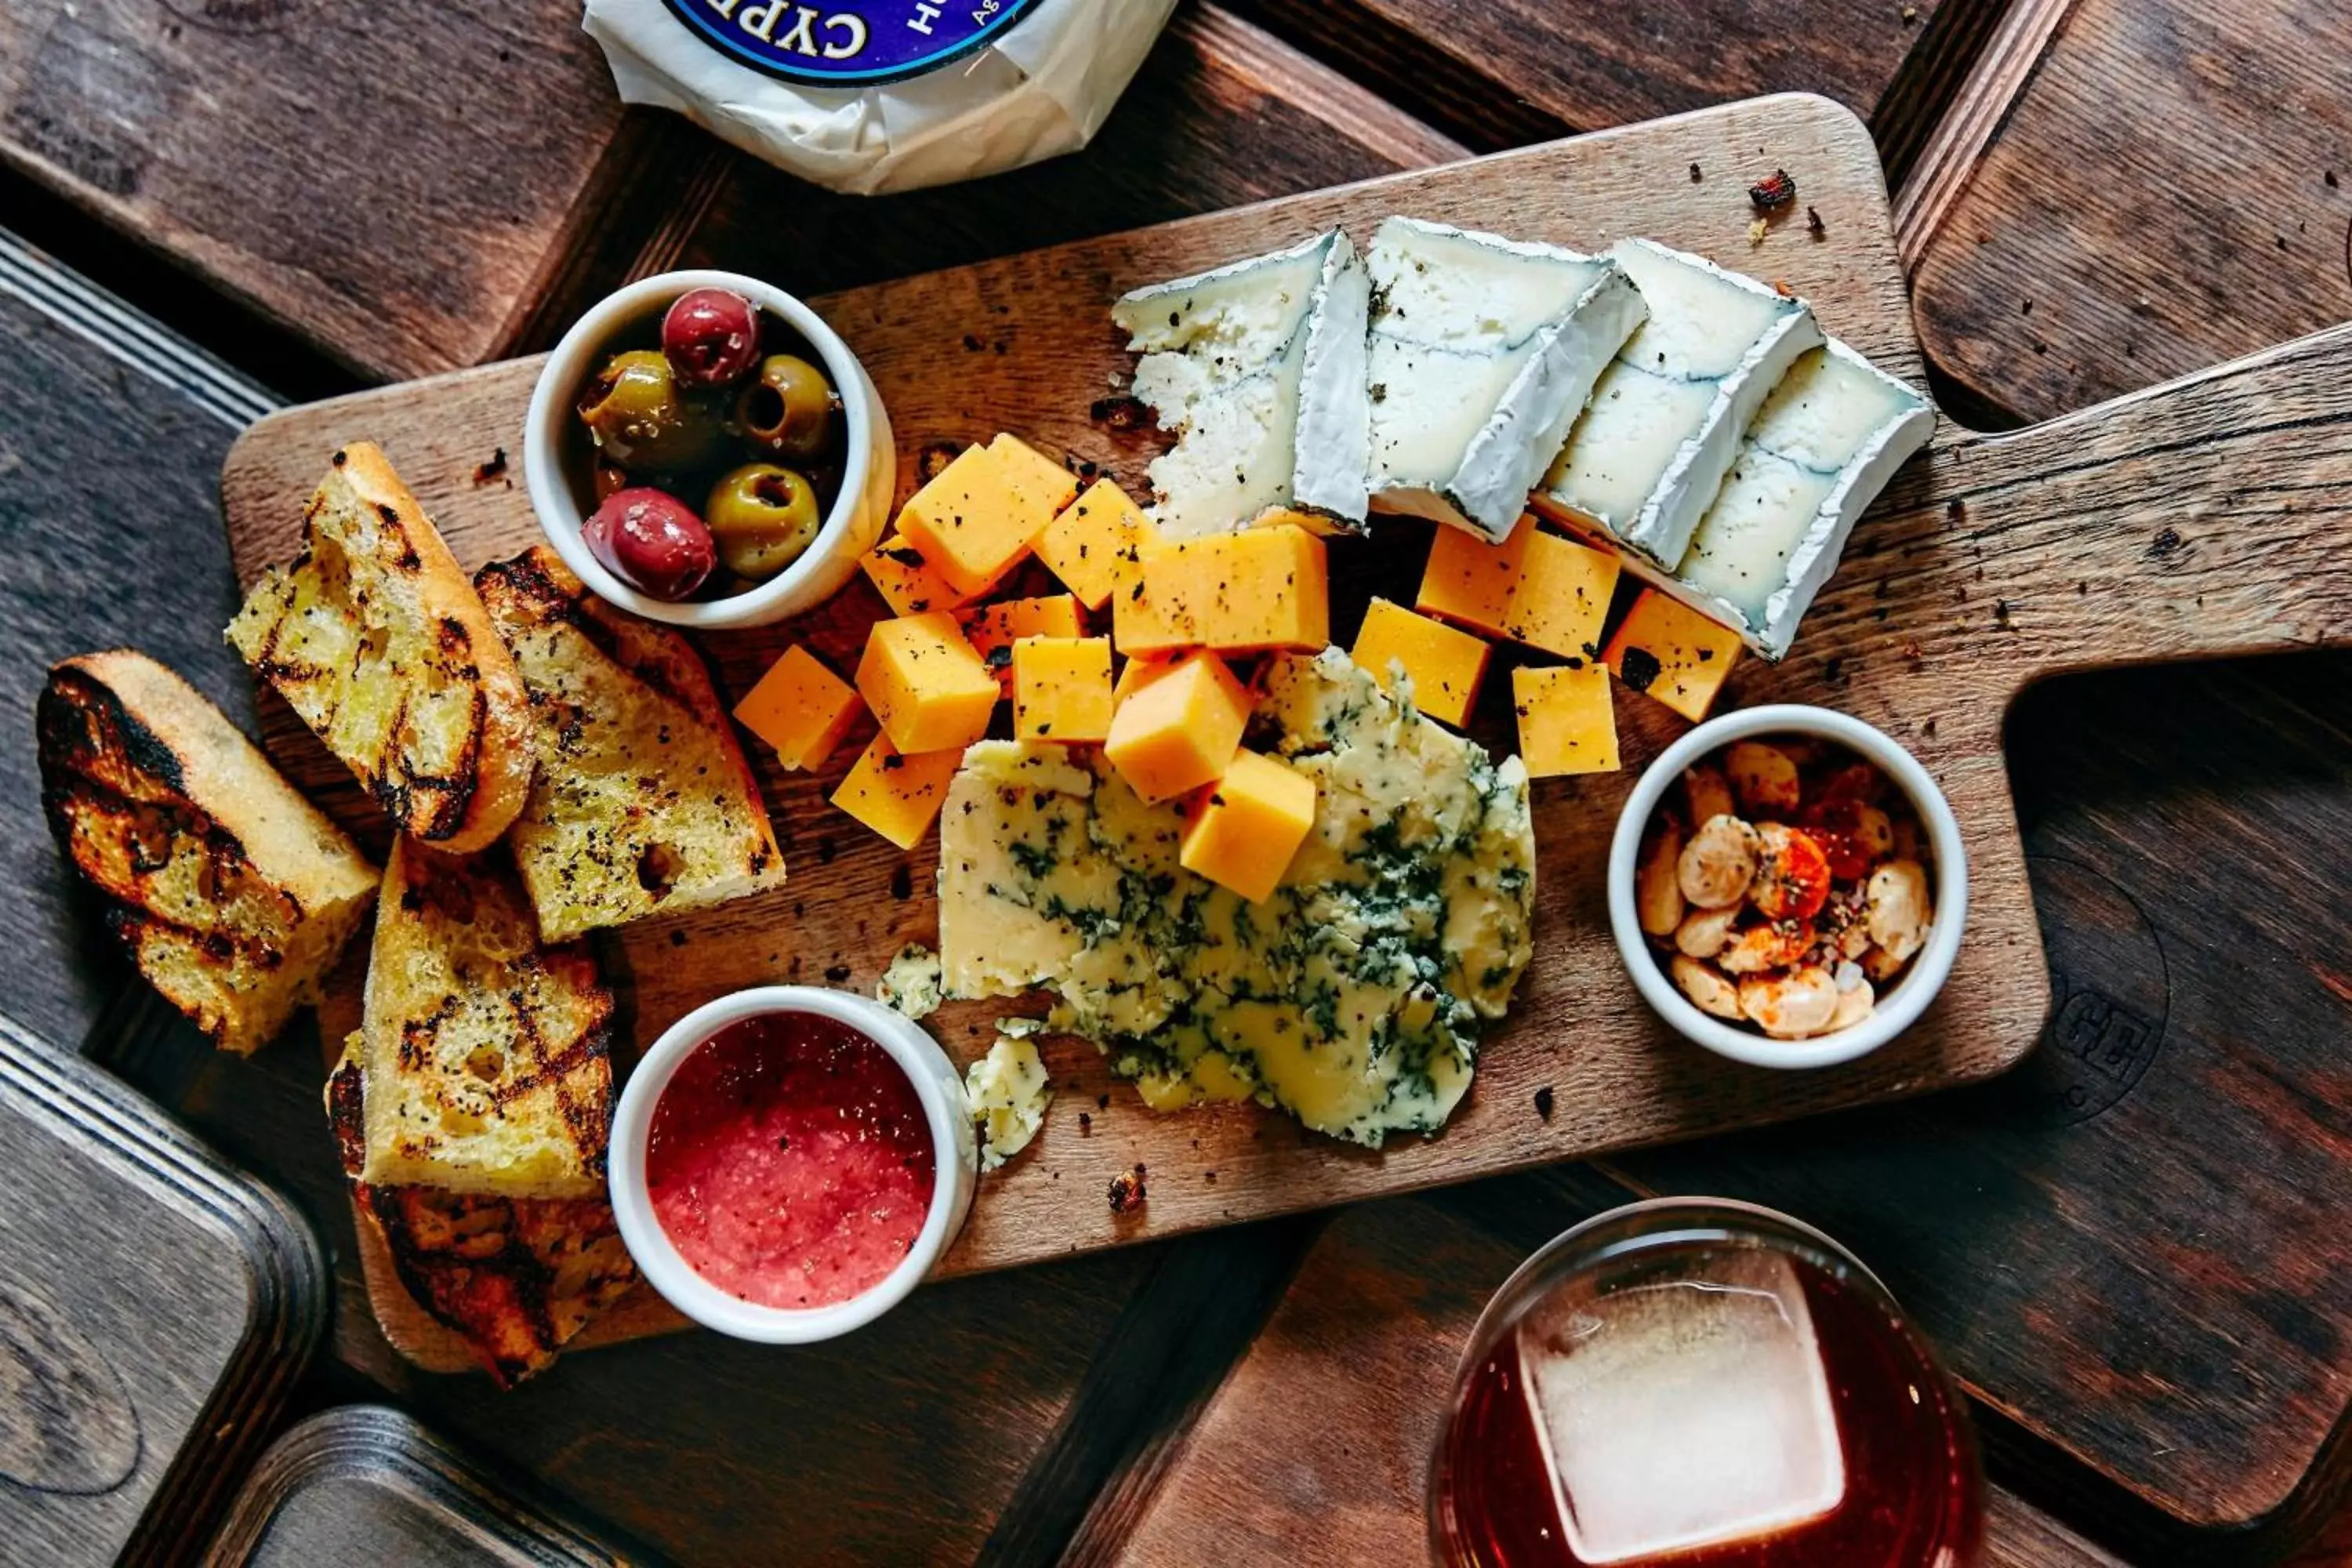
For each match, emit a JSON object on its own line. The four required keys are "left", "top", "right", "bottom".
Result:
{"left": 5, "top": 0, "right": 2350, "bottom": 1563}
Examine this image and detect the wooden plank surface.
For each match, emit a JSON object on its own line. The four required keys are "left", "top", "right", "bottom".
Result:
{"left": 1908, "top": 0, "right": 2352, "bottom": 423}
{"left": 1104, "top": 1190, "right": 2132, "bottom": 1568}
{"left": 221, "top": 96, "right": 2034, "bottom": 1303}
{"left": 0, "top": 0, "right": 648, "bottom": 380}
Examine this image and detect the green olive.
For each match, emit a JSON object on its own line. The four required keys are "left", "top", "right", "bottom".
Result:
{"left": 577, "top": 349, "right": 727, "bottom": 472}
{"left": 704, "top": 464, "right": 823, "bottom": 581}
{"left": 735, "top": 354, "right": 837, "bottom": 461}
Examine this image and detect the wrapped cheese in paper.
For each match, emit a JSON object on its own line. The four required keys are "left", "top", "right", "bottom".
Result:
{"left": 583, "top": 0, "right": 1179, "bottom": 195}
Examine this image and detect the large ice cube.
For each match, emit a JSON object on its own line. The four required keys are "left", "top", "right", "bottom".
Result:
{"left": 1515, "top": 1248, "right": 1846, "bottom": 1563}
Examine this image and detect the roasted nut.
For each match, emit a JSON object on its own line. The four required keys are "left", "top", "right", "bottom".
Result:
{"left": 1682, "top": 763, "right": 1737, "bottom": 828}
{"left": 1636, "top": 821, "right": 1686, "bottom": 938}
{"left": 1751, "top": 822, "right": 1832, "bottom": 921}
{"left": 1866, "top": 859, "right": 1933, "bottom": 962}
{"left": 1826, "top": 976, "right": 1876, "bottom": 1032}
{"left": 1740, "top": 966, "right": 1840, "bottom": 1038}
{"left": 1678, "top": 815, "right": 1760, "bottom": 909}
{"left": 1717, "top": 920, "right": 1816, "bottom": 975}
{"left": 1671, "top": 955, "right": 1744, "bottom": 1020}
{"left": 1675, "top": 904, "right": 1739, "bottom": 959}
{"left": 1725, "top": 741, "right": 1802, "bottom": 816}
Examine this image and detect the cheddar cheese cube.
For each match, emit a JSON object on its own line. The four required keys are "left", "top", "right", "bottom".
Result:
{"left": 962, "top": 594, "right": 1084, "bottom": 696}
{"left": 1178, "top": 750, "right": 1317, "bottom": 903}
{"left": 1513, "top": 663, "right": 1621, "bottom": 777}
{"left": 861, "top": 534, "right": 980, "bottom": 616}
{"left": 832, "top": 733, "right": 964, "bottom": 850}
{"left": 989, "top": 434, "right": 1080, "bottom": 516}
{"left": 1247, "top": 506, "right": 1352, "bottom": 539}
{"left": 895, "top": 443, "right": 1054, "bottom": 596}
{"left": 1037, "top": 479, "right": 1155, "bottom": 611}
{"left": 1604, "top": 589, "right": 1745, "bottom": 723}
{"left": 1112, "top": 653, "right": 1174, "bottom": 703}
{"left": 856, "top": 612, "right": 1000, "bottom": 754}
{"left": 1012, "top": 636, "right": 1113, "bottom": 743}
{"left": 733, "top": 645, "right": 863, "bottom": 770}
{"left": 1115, "top": 525, "right": 1330, "bottom": 657}
{"left": 1503, "top": 528, "right": 1620, "bottom": 662}
{"left": 1103, "top": 651, "right": 1251, "bottom": 804}
{"left": 1417, "top": 516, "right": 1531, "bottom": 638}
{"left": 1349, "top": 598, "right": 1492, "bottom": 728}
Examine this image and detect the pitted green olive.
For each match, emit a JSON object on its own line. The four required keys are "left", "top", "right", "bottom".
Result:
{"left": 735, "top": 354, "right": 837, "bottom": 461}
{"left": 704, "top": 463, "right": 823, "bottom": 581}
{"left": 577, "top": 349, "right": 728, "bottom": 472}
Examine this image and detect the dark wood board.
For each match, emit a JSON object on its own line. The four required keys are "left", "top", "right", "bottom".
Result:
{"left": 205, "top": 1405, "right": 658, "bottom": 1566}
{"left": 1907, "top": 0, "right": 2352, "bottom": 424}
{"left": 0, "top": 228, "right": 274, "bottom": 1051}
{"left": 0, "top": 1009, "right": 325, "bottom": 1566}
{"left": 0, "top": 0, "right": 650, "bottom": 380}
{"left": 1102, "top": 1190, "right": 2132, "bottom": 1568}
{"left": 220, "top": 93, "right": 2352, "bottom": 1322}
{"left": 1605, "top": 648, "right": 2352, "bottom": 1548}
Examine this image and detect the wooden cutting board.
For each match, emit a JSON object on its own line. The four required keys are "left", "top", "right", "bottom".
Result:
{"left": 217, "top": 91, "right": 2352, "bottom": 1366}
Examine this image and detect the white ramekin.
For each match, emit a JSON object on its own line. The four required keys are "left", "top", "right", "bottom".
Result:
{"left": 607, "top": 985, "right": 976, "bottom": 1344}
{"left": 524, "top": 269, "right": 895, "bottom": 629}
{"left": 1606, "top": 705, "right": 1969, "bottom": 1070}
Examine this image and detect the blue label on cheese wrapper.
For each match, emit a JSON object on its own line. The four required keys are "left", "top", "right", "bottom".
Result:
{"left": 661, "top": 0, "right": 1044, "bottom": 85}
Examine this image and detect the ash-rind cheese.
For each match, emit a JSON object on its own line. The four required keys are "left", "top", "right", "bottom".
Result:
{"left": 1539, "top": 238, "right": 1823, "bottom": 570}
{"left": 1112, "top": 230, "right": 1371, "bottom": 538}
{"left": 1670, "top": 340, "right": 1935, "bottom": 659}
{"left": 1363, "top": 218, "right": 1646, "bottom": 543}
{"left": 937, "top": 649, "right": 1534, "bottom": 1147}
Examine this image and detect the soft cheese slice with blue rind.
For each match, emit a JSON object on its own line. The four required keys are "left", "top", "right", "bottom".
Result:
{"left": 1112, "top": 230, "right": 1371, "bottom": 538}
{"left": 1364, "top": 217, "right": 1647, "bottom": 543}
{"left": 1667, "top": 340, "right": 1935, "bottom": 659}
{"left": 1538, "top": 238, "right": 1824, "bottom": 568}
{"left": 936, "top": 650, "right": 1534, "bottom": 1148}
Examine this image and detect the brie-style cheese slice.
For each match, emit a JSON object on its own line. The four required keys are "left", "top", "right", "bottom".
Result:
{"left": 1668, "top": 340, "right": 1935, "bottom": 659}
{"left": 1112, "top": 230, "right": 1370, "bottom": 538}
{"left": 1363, "top": 217, "right": 1647, "bottom": 543}
{"left": 1538, "top": 238, "right": 1823, "bottom": 568}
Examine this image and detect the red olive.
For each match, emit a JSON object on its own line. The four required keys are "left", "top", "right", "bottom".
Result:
{"left": 660, "top": 288, "right": 762, "bottom": 388}
{"left": 583, "top": 487, "right": 716, "bottom": 601}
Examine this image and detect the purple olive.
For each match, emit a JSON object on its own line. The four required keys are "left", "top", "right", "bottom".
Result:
{"left": 660, "top": 288, "right": 761, "bottom": 389}
{"left": 583, "top": 488, "right": 716, "bottom": 601}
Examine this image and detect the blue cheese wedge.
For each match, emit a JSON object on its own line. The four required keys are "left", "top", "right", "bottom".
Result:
{"left": 1539, "top": 238, "right": 1823, "bottom": 569}
{"left": 1112, "top": 230, "right": 1370, "bottom": 538}
{"left": 965, "top": 1028, "right": 1052, "bottom": 1171}
{"left": 1669, "top": 341, "right": 1936, "bottom": 659}
{"left": 1363, "top": 217, "right": 1646, "bottom": 543}
{"left": 937, "top": 649, "right": 1534, "bottom": 1147}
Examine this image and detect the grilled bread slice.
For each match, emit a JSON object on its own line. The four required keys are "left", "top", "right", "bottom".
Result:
{"left": 228, "top": 443, "right": 533, "bottom": 854}
{"left": 38, "top": 650, "right": 378, "bottom": 1054}
{"left": 475, "top": 546, "right": 786, "bottom": 941}
{"left": 328, "top": 1037, "right": 638, "bottom": 1388}
{"left": 359, "top": 837, "right": 614, "bottom": 1199}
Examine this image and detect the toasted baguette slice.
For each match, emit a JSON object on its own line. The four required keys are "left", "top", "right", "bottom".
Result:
{"left": 475, "top": 547, "right": 786, "bottom": 941}
{"left": 38, "top": 650, "right": 378, "bottom": 1054}
{"left": 328, "top": 1036, "right": 637, "bottom": 1388}
{"left": 227, "top": 443, "right": 533, "bottom": 854}
{"left": 359, "top": 837, "right": 614, "bottom": 1199}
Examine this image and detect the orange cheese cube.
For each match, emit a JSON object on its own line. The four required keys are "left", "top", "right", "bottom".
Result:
{"left": 1115, "top": 525, "right": 1330, "bottom": 657}
{"left": 1349, "top": 598, "right": 1492, "bottom": 728}
{"left": 1604, "top": 589, "right": 1745, "bottom": 723}
{"left": 1417, "top": 517, "right": 1532, "bottom": 638}
{"left": 856, "top": 612, "right": 1000, "bottom": 754}
{"left": 1103, "top": 651, "right": 1251, "bottom": 804}
{"left": 1112, "top": 653, "right": 1175, "bottom": 703}
{"left": 1037, "top": 479, "right": 1156, "bottom": 612}
{"left": 1012, "top": 636, "right": 1113, "bottom": 743}
{"left": 732, "top": 645, "right": 863, "bottom": 770}
{"left": 895, "top": 443, "right": 1054, "bottom": 596}
{"left": 989, "top": 434, "right": 1080, "bottom": 515}
{"left": 961, "top": 594, "right": 1085, "bottom": 696}
{"left": 1512, "top": 664, "right": 1621, "bottom": 777}
{"left": 832, "top": 734, "right": 964, "bottom": 850}
{"left": 860, "top": 534, "right": 981, "bottom": 616}
{"left": 1178, "top": 750, "right": 1317, "bottom": 903}
{"left": 1503, "top": 528, "right": 1620, "bottom": 662}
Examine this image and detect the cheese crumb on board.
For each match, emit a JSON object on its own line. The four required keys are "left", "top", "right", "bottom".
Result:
{"left": 877, "top": 943, "right": 945, "bottom": 1021}
{"left": 966, "top": 1027, "right": 1054, "bottom": 1171}
{"left": 938, "top": 649, "right": 1534, "bottom": 1148}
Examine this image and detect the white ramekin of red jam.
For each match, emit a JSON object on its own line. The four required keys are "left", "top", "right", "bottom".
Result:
{"left": 608, "top": 986, "right": 977, "bottom": 1343}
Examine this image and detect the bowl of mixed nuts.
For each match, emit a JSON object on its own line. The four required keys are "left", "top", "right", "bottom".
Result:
{"left": 1606, "top": 705, "right": 1968, "bottom": 1069}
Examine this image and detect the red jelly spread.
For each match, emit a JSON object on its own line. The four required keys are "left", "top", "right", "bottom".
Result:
{"left": 647, "top": 1012, "right": 935, "bottom": 1309}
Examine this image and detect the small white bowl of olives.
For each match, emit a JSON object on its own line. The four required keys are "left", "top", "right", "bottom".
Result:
{"left": 524, "top": 269, "right": 896, "bottom": 629}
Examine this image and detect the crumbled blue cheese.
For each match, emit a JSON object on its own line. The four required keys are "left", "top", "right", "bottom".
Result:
{"left": 877, "top": 943, "right": 944, "bottom": 1022}
{"left": 965, "top": 1028, "right": 1052, "bottom": 1171}
{"left": 937, "top": 649, "right": 1535, "bottom": 1147}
